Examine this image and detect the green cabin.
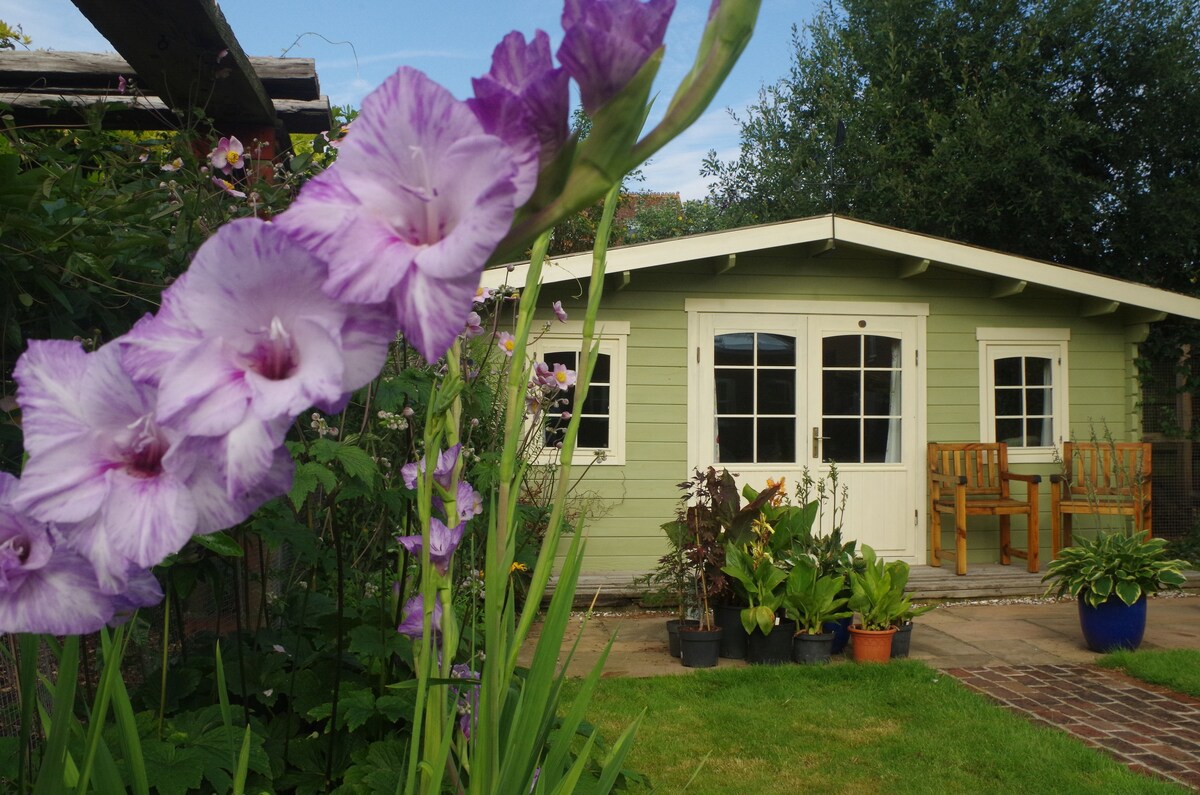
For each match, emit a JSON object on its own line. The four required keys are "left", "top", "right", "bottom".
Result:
{"left": 482, "top": 215, "right": 1200, "bottom": 582}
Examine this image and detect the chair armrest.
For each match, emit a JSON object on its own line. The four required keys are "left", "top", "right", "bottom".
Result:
{"left": 1002, "top": 472, "right": 1041, "bottom": 484}
{"left": 1049, "top": 473, "right": 1065, "bottom": 484}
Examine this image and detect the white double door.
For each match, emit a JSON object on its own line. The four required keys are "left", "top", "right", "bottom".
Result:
{"left": 690, "top": 309, "right": 923, "bottom": 561}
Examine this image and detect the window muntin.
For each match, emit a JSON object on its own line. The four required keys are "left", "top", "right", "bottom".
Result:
{"left": 530, "top": 326, "right": 626, "bottom": 465}
{"left": 713, "top": 332, "right": 797, "bottom": 463}
{"left": 977, "top": 329, "right": 1069, "bottom": 463}
{"left": 821, "top": 334, "right": 902, "bottom": 463}
{"left": 542, "top": 350, "right": 611, "bottom": 450}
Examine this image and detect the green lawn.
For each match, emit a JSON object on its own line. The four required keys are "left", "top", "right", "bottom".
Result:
{"left": 569, "top": 661, "right": 1185, "bottom": 794}
{"left": 1098, "top": 648, "right": 1200, "bottom": 697}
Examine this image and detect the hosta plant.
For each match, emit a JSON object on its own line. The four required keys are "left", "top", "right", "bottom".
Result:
{"left": 1043, "top": 532, "right": 1189, "bottom": 608}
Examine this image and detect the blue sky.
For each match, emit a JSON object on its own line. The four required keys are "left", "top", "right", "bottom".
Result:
{"left": 0, "top": 1, "right": 820, "bottom": 199}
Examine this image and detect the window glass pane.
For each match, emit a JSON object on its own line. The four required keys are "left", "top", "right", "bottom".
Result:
{"left": 1026, "top": 417, "right": 1050, "bottom": 446}
{"left": 995, "top": 418, "right": 1023, "bottom": 446}
{"left": 545, "top": 350, "right": 576, "bottom": 369}
{"left": 716, "top": 417, "right": 753, "bottom": 462}
{"left": 591, "top": 353, "right": 611, "bottom": 382}
{"left": 581, "top": 385, "right": 610, "bottom": 415}
{"left": 823, "top": 335, "right": 860, "bottom": 367}
{"left": 995, "top": 388, "right": 1023, "bottom": 416}
{"left": 757, "top": 334, "right": 796, "bottom": 366}
{"left": 1025, "top": 387, "right": 1050, "bottom": 415}
{"left": 757, "top": 370, "right": 795, "bottom": 414}
{"left": 1025, "top": 357, "right": 1052, "bottom": 385}
{"left": 715, "top": 333, "right": 754, "bottom": 366}
{"left": 578, "top": 418, "right": 609, "bottom": 448}
{"left": 863, "top": 419, "right": 895, "bottom": 463}
{"left": 863, "top": 371, "right": 899, "bottom": 416}
{"left": 863, "top": 336, "right": 900, "bottom": 368}
{"left": 994, "top": 357, "right": 1021, "bottom": 385}
{"left": 757, "top": 419, "right": 795, "bottom": 462}
{"left": 822, "top": 419, "right": 859, "bottom": 463}
{"left": 715, "top": 369, "right": 753, "bottom": 414}
{"left": 823, "top": 371, "right": 860, "bottom": 416}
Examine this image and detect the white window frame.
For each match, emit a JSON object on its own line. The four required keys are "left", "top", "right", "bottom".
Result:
{"left": 977, "top": 328, "right": 1070, "bottom": 463}
{"left": 528, "top": 321, "right": 628, "bottom": 466}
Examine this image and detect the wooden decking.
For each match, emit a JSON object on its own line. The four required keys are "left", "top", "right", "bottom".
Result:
{"left": 565, "top": 565, "right": 1200, "bottom": 608}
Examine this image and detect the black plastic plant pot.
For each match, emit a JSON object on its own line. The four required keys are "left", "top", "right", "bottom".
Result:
{"left": 746, "top": 619, "right": 796, "bottom": 665}
{"left": 666, "top": 618, "right": 700, "bottom": 658}
{"left": 714, "top": 604, "right": 748, "bottom": 659}
{"left": 679, "top": 626, "right": 723, "bottom": 668}
{"left": 890, "top": 621, "right": 913, "bottom": 658}
{"left": 792, "top": 631, "right": 836, "bottom": 665}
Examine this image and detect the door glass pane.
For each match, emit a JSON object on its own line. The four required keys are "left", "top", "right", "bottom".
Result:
{"left": 715, "top": 369, "right": 753, "bottom": 414}
{"left": 715, "top": 333, "right": 754, "bottom": 365}
{"left": 823, "top": 335, "right": 860, "bottom": 367}
{"left": 996, "top": 418, "right": 1024, "bottom": 445}
{"left": 591, "top": 353, "right": 611, "bottom": 382}
{"left": 822, "top": 419, "right": 859, "bottom": 463}
{"left": 1025, "top": 357, "right": 1052, "bottom": 385}
{"left": 863, "top": 419, "right": 894, "bottom": 462}
{"left": 581, "top": 385, "right": 610, "bottom": 415}
{"left": 757, "top": 333, "right": 796, "bottom": 366}
{"left": 757, "top": 419, "right": 795, "bottom": 462}
{"left": 716, "top": 417, "right": 753, "bottom": 462}
{"left": 864, "top": 336, "right": 900, "bottom": 368}
{"left": 863, "top": 371, "right": 898, "bottom": 415}
{"left": 1025, "top": 388, "right": 1050, "bottom": 415}
{"left": 822, "top": 371, "right": 860, "bottom": 416}
{"left": 995, "top": 388, "right": 1023, "bottom": 416}
{"left": 757, "top": 370, "right": 795, "bottom": 414}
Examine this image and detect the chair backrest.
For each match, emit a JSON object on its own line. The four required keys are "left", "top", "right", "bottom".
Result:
{"left": 928, "top": 443, "right": 1011, "bottom": 498}
{"left": 1061, "top": 441, "right": 1151, "bottom": 498}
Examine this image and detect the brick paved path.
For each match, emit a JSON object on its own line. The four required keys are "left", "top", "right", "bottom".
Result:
{"left": 949, "top": 664, "right": 1200, "bottom": 791}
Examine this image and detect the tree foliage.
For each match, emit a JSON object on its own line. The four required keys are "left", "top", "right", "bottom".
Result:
{"left": 704, "top": 0, "right": 1200, "bottom": 292}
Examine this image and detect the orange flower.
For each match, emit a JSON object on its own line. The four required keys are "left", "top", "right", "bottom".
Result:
{"left": 766, "top": 477, "right": 787, "bottom": 506}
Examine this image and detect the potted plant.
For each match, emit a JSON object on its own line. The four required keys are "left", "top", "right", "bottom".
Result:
{"left": 674, "top": 467, "right": 780, "bottom": 660}
{"left": 782, "top": 557, "right": 853, "bottom": 664}
{"left": 847, "top": 545, "right": 912, "bottom": 663}
{"left": 1042, "top": 531, "right": 1188, "bottom": 652}
{"left": 721, "top": 515, "right": 794, "bottom": 665}
{"left": 637, "top": 517, "right": 698, "bottom": 658}
{"left": 781, "top": 465, "right": 859, "bottom": 653}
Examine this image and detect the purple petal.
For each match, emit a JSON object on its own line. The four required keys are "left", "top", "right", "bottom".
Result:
{"left": 559, "top": 0, "right": 675, "bottom": 114}
{"left": 397, "top": 593, "right": 442, "bottom": 640}
{"left": 278, "top": 67, "right": 518, "bottom": 364}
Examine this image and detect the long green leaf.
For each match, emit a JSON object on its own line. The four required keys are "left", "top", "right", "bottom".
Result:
{"left": 232, "top": 725, "right": 253, "bottom": 795}
{"left": 17, "top": 634, "right": 39, "bottom": 792}
{"left": 32, "top": 635, "right": 79, "bottom": 795}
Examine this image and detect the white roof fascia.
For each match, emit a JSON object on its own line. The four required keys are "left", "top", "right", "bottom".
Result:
{"left": 480, "top": 214, "right": 1200, "bottom": 321}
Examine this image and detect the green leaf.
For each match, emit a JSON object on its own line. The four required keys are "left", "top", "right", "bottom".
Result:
{"left": 331, "top": 444, "right": 379, "bottom": 483}
{"left": 192, "top": 532, "right": 244, "bottom": 558}
{"left": 289, "top": 461, "right": 337, "bottom": 509}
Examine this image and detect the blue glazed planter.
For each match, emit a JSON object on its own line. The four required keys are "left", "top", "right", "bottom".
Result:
{"left": 825, "top": 616, "right": 852, "bottom": 654}
{"left": 1078, "top": 594, "right": 1147, "bottom": 653}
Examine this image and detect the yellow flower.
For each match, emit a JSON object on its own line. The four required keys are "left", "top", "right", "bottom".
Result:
{"left": 766, "top": 477, "right": 787, "bottom": 506}
{"left": 509, "top": 562, "right": 528, "bottom": 574}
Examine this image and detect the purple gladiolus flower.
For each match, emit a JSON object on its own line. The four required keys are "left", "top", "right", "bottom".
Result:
{"left": 397, "top": 517, "right": 465, "bottom": 575}
{"left": 397, "top": 593, "right": 443, "bottom": 640}
{"left": 457, "top": 480, "right": 483, "bottom": 521}
{"left": 0, "top": 473, "right": 162, "bottom": 634}
{"left": 470, "top": 30, "right": 569, "bottom": 196}
{"left": 401, "top": 444, "right": 461, "bottom": 491}
{"left": 450, "top": 663, "right": 480, "bottom": 739}
{"left": 12, "top": 339, "right": 289, "bottom": 592}
{"left": 559, "top": 0, "right": 675, "bottom": 114}
{"left": 277, "top": 67, "right": 521, "bottom": 364}
{"left": 121, "top": 219, "right": 391, "bottom": 496}
{"left": 552, "top": 301, "right": 568, "bottom": 322}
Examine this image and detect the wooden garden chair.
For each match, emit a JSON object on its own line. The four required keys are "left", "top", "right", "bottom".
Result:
{"left": 928, "top": 443, "right": 1042, "bottom": 575}
{"left": 1050, "top": 441, "right": 1152, "bottom": 558}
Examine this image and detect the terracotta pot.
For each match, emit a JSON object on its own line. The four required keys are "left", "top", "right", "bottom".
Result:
{"left": 848, "top": 625, "right": 896, "bottom": 663}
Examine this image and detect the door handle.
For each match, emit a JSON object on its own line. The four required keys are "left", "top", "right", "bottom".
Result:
{"left": 812, "top": 426, "right": 830, "bottom": 459}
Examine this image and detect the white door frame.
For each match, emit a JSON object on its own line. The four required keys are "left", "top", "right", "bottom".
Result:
{"left": 685, "top": 298, "right": 930, "bottom": 563}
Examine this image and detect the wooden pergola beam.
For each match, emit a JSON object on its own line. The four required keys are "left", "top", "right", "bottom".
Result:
{"left": 0, "top": 92, "right": 332, "bottom": 134}
{"left": 69, "top": 0, "right": 277, "bottom": 133}
{"left": 0, "top": 51, "right": 322, "bottom": 101}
